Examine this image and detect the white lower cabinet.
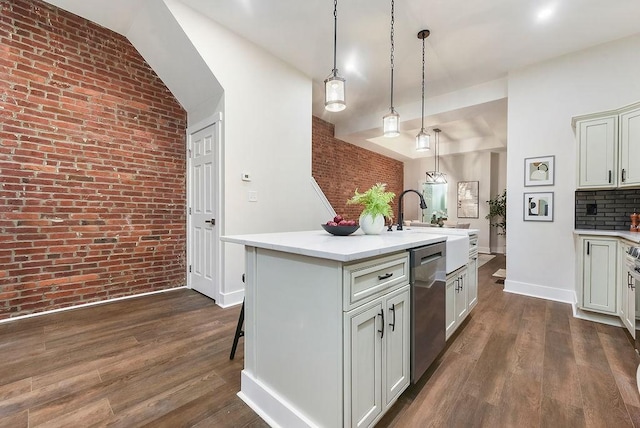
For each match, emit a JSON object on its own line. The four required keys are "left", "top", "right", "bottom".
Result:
{"left": 345, "top": 285, "right": 410, "bottom": 428}
{"left": 579, "top": 236, "right": 617, "bottom": 314}
{"left": 446, "top": 267, "right": 469, "bottom": 340}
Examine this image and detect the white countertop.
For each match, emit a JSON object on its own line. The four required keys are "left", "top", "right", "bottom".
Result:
{"left": 574, "top": 229, "right": 640, "bottom": 243}
{"left": 221, "top": 229, "right": 448, "bottom": 262}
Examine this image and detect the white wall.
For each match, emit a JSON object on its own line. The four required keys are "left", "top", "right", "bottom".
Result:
{"left": 505, "top": 34, "right": 640, "bottom": 303}
{"left": 404, "top": 150, "right": 506, "bottom": 254}
{"left": 488, "top": 151, "right": 507, "bottom": 254}
{"left": 165, "top": 0, "right": 332, "bottom": 306}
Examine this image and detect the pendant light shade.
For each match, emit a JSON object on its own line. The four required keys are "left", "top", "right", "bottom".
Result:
{"left": 325, "top": 75, "right": 345, "bottom": 112}
{"left": 416, "top": 130, "right": 430, "bottom": 151}
{"left": 383, "top": 0, "right": 399, "bottom": 137}
{"left": 324, "top": 0, "right": 346, "bottom": 112}
{"left": 416, "top": 29, "right": 430, "bottom": 152}
{"left": 425, "top": 128, "right": 447, "bottom": 183}
{"left": 383, "top": 109, "right": 400, "bottom": 137}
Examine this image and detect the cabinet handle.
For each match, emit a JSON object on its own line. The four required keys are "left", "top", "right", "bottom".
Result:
{"left": 378, "top": 273, "right": 393, "bottom": 280}
{"left": 609, "top": 170, "right": 612, "bottom": 184}
{"left": 459, "top": 276, "right": 464, "bottom": 290}
{"left": 586, "top": 241, "right": 590, "bottom": 255}
{"left": 622, "top": 169, "right": 627, "bottom": 182}
{"left": 455, "top": 278, "right": 459, "bottom": 292}
{"left": 388, "top": 303, "right": 396, "bottom": 332}
{"left": 378, "top": 309, "right": 385, "bottom": 339}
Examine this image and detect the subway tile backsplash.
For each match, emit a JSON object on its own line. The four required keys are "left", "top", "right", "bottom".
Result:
{"left": 575, "top": 189, "right": 640, "bottom": 230}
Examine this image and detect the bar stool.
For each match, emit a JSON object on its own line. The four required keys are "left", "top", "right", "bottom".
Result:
{"left": 229, "top": 274, "right": 245, "bottom": 360}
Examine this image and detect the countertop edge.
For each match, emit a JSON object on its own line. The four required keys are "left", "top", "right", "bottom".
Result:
{"left": 574, "top": 229, "right": 640, "bottom": 243}
{"left": 221, "top": 231, "right": 448, "bottom": 262}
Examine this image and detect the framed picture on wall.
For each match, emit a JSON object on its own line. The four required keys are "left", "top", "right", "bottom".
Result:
{"left": 524, "top": 155, "right": 555, "bottom": 186}
{"left": 457, "top": 181, "right": 479, "bottom": 218}
{"left": 523, "top": 192, "right": 554, "bottom": 222}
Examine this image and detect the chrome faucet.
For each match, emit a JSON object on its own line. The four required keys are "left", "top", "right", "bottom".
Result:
{"left": 396, "top": 190, "right": 428, "bottom": 231}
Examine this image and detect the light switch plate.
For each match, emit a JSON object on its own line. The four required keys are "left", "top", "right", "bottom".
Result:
{"left": 248, "top": 191, "right": 258, "bottom": 202}
{"left": 241, "top": 172, "right": 251, "bottom": 181}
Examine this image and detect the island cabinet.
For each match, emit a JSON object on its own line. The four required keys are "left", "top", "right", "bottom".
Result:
{"left": 344, "top": 284, "right": 410, "bottom": 428}
{"left": 241, "top": 247, "right": 411, "bottom": 428}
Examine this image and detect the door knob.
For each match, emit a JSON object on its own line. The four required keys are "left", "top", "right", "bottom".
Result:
{"left": 205, "top": 219, "right": 215, "bottom": 225}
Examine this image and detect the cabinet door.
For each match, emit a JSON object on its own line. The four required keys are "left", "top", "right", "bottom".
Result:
{"left": 467, "top": 255, "right": 478, "bottom": 311}
{"left": 582, "top": 238, "right": 617, "bottom": 314}
{"left": 577, "top": 116, "right": 618, "bottom": 188}
{"left": 619, "top": 108, "right": 640, "bottom": 187}
{"left": 455, "top": 269, "right": 469, "bottom": 321}
{"left": 445, "top": 275, "right": 457, "bottom": 340}
{"left": 345, "top": 303, "right": 383, "bottom": 428}
{"left": 383, "top": 286, "right": 410, "bottom": 408}
{"left": 622, "top": 270, "right": 636, "bottom": 337}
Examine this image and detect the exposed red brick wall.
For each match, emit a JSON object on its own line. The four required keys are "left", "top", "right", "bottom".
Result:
{"left": 312, "top": 116, "right": 403, "bottom": 222}
{"left": 0, "top": 0, "right": 187, "bottom": 319}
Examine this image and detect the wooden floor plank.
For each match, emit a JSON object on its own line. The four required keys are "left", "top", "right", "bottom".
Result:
{"left": 577, "top": 364, "right": 633, "bottom": 428}
{"left": 540, "top": 396, "right": 585, "bottom": 428}
{"left": 31, "top": 398, "right": 113, "bottom": 428}
{"left": 569, "top": 316, "right": 611, "bottom": 373}
{"left": 464, "top": 331, "right": 518, "bottom": 406}
{"left": 542, "top": 330, "right": 582, "bottom": 408}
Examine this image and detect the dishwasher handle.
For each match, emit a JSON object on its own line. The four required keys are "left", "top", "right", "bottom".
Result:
{"left": 418, "top": 252, "right": 443, "bottom": 266}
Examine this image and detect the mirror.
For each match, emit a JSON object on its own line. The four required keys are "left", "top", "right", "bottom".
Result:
{"left": 422, "top": 182, "right": 448, "bottom": 224}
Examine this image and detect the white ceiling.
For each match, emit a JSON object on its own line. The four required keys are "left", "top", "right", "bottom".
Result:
{"left": 44, "top": 0, "right": 640, "bottom": 161}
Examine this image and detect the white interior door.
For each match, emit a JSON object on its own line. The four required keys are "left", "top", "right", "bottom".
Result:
{"left": 189, "top": 123, "right": 219, "bottom": 301}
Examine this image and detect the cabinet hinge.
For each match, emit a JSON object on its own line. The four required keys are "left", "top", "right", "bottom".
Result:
{"left": 189, "top": 207, "right": 192, "bottom": 215}
{"left": 189, "top": 265, "right": 192, "bottom": 273}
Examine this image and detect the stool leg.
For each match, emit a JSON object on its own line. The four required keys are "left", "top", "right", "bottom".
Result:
{"left": 229, "top": 299, "right": 245, "bottom": 360}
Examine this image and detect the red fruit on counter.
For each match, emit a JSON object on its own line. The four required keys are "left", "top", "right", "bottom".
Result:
{"left": 327, "top": 221, "right": 338, "bottom": 226}
{"left": 346, "top": 220, "right": 357, "bottom": 226}
{"left": 338, "top": 220, "right": 349, "bottom": 226}
{"left": 333, "top": 215, "right": 343, "bottom": 223}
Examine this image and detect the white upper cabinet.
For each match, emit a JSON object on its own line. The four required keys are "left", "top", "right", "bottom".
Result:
{"left": 576, "top": 116, "right": 618, "bottom": 188}
{"left": 574, "top": 101, "right": 640, "bottom": 189}
{"left": 618, "top": 107, "right": 640, "bottom": 187}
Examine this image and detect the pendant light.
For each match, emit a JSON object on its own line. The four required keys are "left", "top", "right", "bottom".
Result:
{"left": 416, "top": 29, "right": 430, "bottom": 151}
{"left": 324, "top": 0, "right": 346, "bottom": 112}
{"left": 383, "top": 0, "right": 399, "bottom": 137}
{"left": 425, "top": 128, "right": 447, "bottom": 183}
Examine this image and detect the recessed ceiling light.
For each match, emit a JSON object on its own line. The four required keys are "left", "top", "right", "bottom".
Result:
{"left": 537, "top": 4, "right": 556, "bottom": 22}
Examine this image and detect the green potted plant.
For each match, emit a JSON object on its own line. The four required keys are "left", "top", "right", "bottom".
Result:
{"left": 485, "top": 190, "right": 506, "bottom": 235}
{"left": 347, "top": 183, "right": 395, "bottom": 235}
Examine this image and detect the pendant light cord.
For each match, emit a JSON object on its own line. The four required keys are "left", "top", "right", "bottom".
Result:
{"left": 332, "top": 0, "right": 338, "bottom": 75}
{"left": 389, "top": 0, "right": 395, "bottom": 110}
{"left": 420, "top": 36, "right": 425, "bottom": 130}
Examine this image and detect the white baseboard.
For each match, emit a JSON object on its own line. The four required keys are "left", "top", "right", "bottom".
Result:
{"left": 0, "top": 286, "right": 187, "bottom": 324}
{"left": 571, "top": 305, "right": 623, "bottom": 327}
{"left": 239, "top": 371, "right": 317, "bottom": 428}
{"left": 216, "top": 288, "right": 245, "bottom": 308}
{"left": 503, "top": 279, "right": 575, "bottom": 304}
{"left": 478, "top": 246, "right": 491, "bottom": 254}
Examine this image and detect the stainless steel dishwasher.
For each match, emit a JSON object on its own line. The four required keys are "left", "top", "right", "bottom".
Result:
{"left": 410, "top": 241, "right": 446, "bottom": 383}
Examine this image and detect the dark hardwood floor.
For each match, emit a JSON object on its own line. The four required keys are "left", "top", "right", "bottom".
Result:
{"left": 0, "top": 254, "right": 638, "bottom": 427}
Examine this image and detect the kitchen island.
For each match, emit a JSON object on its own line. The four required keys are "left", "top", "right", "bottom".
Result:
{"left": 221, "top": 229, "right": 449, "bottom": 428}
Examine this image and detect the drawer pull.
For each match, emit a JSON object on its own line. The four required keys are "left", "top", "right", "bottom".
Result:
{"left": 378, "top": 273, "right": 393, "bottom": 280}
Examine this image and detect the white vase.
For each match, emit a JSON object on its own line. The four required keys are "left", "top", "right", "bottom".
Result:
{"left": 359, "top": 213, "right": 385, "bottom": 235}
